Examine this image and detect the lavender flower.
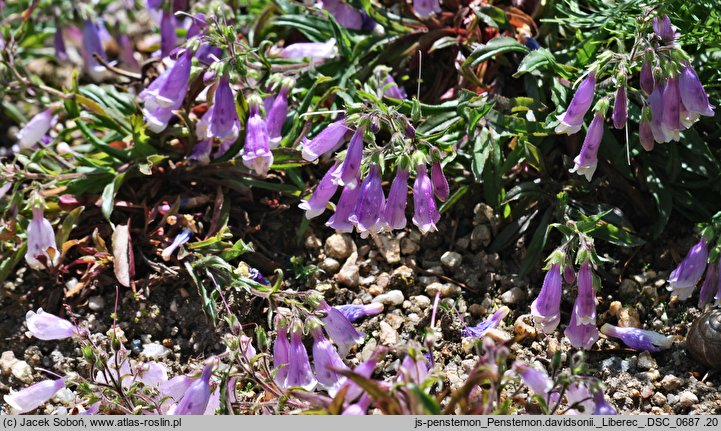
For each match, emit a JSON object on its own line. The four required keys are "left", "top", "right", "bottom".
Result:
{"left": 382, "top": 167, "right": 409, "bottom": 230}
{"left": 667, "top": 238, "right": 709, "bottom": 300}
{"left": 242, "top": 101, "right": 274, "bottom": 176}
{"left": 174, "top": 363, "right": 214, "bottom": 415}
{"left": 512, "top": 362, "right": 557, "bottom": 404}
{"left": 531, "top": 263, "right": 562, "bottom": 334}
{"left": 639, "top": 114, "right": 654, "bottom": 152}
{"left": 600, "top": 324, "right": 672, "bottom": 352}
{"left": 382, "top": 75, "right": 407, "bottom": 99}
{"left": 563, "top": 264, "right": 575, "bottom": 284}
{"left": 333, "top": 127, "right": 365, "bottom": 189}
{"left": 321, "top": 0, "right": 364, "bottom": 30}
{"left": 160, "top": 375, "right": 194, "bottom": 406}
{"left": 573, "top": 261, "right": 596, "bottom": 325}
{"left": 349, "top": 164, "right": 385, "bottom": 238}
{"left": 81, "top": 20, "right": 107, "bottom": 81}
{"left": 334, "top": 303, "right": 383, "bottom": 323}
{"left": 302, "top": 120, "right": 349, "bottom": 161}
{"left": 25, "top": 204, "right": 60, "bottom": 270}
{"left": 267, "top": 83, "right": 291, "bottom": 148}
{"left": 430, "top": 161, "right": 450, "bottom": 202}
{"left": 397, "top": 354, "right": 429, "bottom": 384}
{"left": 326, "top": 185, "right": 361, "bottom": 232}
{"left": 679, "top": 64, "right": 715, "bottom": 118}
{"left": 569, "top": 111, "right": 604, "bottom": 181}
{"left": 413, "top": 0, "right": 441, "bottom": 18}
{"left": 342, "top": 393, "right": 371, "bottom": 415}
{"left": 555, "top": 73, "right": 596, "bottom": 135}
{"left": 139, "top": 49, "right": 193, "bottom": 133}
{"left": 698, "top": 261, "right": 718, "bottom": 308}
{"left": 285, "top": 319, "right": 317, "bottom": 391}
{"left": 54, "top": 29, "right": 68, "bottom": 62}
{"left": 593, "top": 390, "right": 617, "bottom": 415}
{"left": 661, "top": 76, "right": 681, "bottom": 142}
{"left": 17, "top": 110, "right": 55, "bottom": 149}
{"left": 640, "top": 62, "right": 655, "bottom": 95}
{"left": 160, "top": 9, "right": 176, "bottom": 57}
{"left": 461, "top": 306, "right": 509, "bottom": 338}
{"left": 317, "top": 300, "right": 364, "bottom": 357}
{"left": 565, "top": 382, "right": 594, "bottom": 414}
{"left": 4, "top": 377, "right": 66, "bottom": 414}
{"left": 273, "top": 319, "right": 290, "bottom": 386}
{"left": 299, "top": 162, "right": 340, "bottom": 219}
{"left": 612, "top": 86, "right": 627, "bottom": 129}
{"left": 161, "top": 228, "right": 192, "bottom": 261}
{"left": 338, "top": 358, "right": 376, "bottom": 402}
{"left": 648, "top": 80, "right": 668, "bottom": 143}
{"left": 239, "top": 334, "right": 257, "bottom": 361}
{"left": 565, "top": 304, "right": 599, "bottom": 350}
{"left": 311, "top": 324, "right": 348, "bottom": 396}
{"left": 653, "top": 15, "right": 678, "bottom": 45}
{"left": 197, "top": 75, "right": 241, "bottom": 159}
{"left": 26, "top": 308, "right": 77, "bottom": 340}
{"left": 412, "top": 164, "right": 440, "bottom": 234}
{"left": 279, "top": 39, "right": 337, "bottom": 61}
{"left": 134, "top": 361, "right": 168, "bottom": 387}
{"left": 189, "top": 140, "right": 213, "bottom": 166}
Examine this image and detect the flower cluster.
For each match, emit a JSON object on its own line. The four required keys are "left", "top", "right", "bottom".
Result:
{"left": 666, "top": 232, "right": 721, "bottom": 307}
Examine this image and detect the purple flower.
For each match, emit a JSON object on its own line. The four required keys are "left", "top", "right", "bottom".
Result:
{"left": 640, "top": 62, "right": 655, "bottom": 95}
{"left": 612, "top": 86, "right": 627, "bottom": 129}
{"left": 569, "top": 111, "right": 604, "bottom": 181}
{"left": 430, "top": 161, "right": 450, "bottom": 202}
{"left": 26, "top": 308, "right": 77, "bottom": 340}
{"left": 661, "top": 76, "right": 681, "bottom": 142}
{"left": 17, "top": 109, "right": 55, "bottom": 149}
{"left": 564, "top": 304, "right": 599, "bottom": 350}
{"left": 118, "top": 34, "right": 140, "bottom": 72}
{"left": 412, "top": 164, "right": 440, "bottom": 234}
{"left": 698, "top": 262, "right": 718, "bottom": 308}
{"left": 242, "top": 102, "right": 274, "bottom": 176}
{"left": 648, "top": 81, "right": 668, "bottom": 143}
{"left": 299, "top": 162, "right": 340, "bottom": 219}
{"left": 382, "top": 167, "right": 409, "bottom": 230}
{"left": 337, "top": 358, "right": 377, "bottom": 402}
{"left": 413, "top": 0, "right": 441, "bottom": 17}
{"left": 139, "top": 49, "right": 193, "bottom": 133}
{"left": 321, "top": 0, "right": 364, "bottom": 30}
{"left": 397, "top": 354, "right": 429, "bottom": 384}
{"left": 54, "top": 29, "right": 68, "bottom": 62}
{"left": 333, "top": 127, "right": 365, "bottom": 189}
{"left": 668, "top": 238, "right": 709, "bottom": 300}
{"left": 565, "top": 382, "right": 594, "bottom": 414}
{"left": 174, "top": 363, "right": 214, "bottom": 415}
{"left": 311, "top": 324, "right": 348, "bottom": 396}
{"left": 134, "top": 361, "right": 168, "bottom": 387}
{"left": 3, "top": 377, "right": 66, "bottom": 414}
{"left": 326, "top": 185, "right": 361, "bottom": 232}
{"left": 382, "top": 75, "right": 407, "bottom": 99}
{"left": 302, "top": 120, "right": 349, "bottom": 161}
{"left": 189, "top": 140, "right": 213, "bottom": 166}
{"left": 639, "top": 114, "right": 654, "bottom": 152}
{"left": 334, "top": 303, "right": 384, "bottom": 323}
{"left": 94, "top": 352, "right": 132, "bottom": 387}
{"left": 593, "top": 390, "right": 617, "bottom": 415}
{"left": 285, "top": 319, "right": 317, "bottom": 391}
{"left": 317, "top": 300, "right": 364, "bottom": 357}
{"left": 342, "top": 393, "right": 371, "bottom": 415}
{"left": 81, "top": 20, "right": 107, "bottom": 80}
{"left": 679, "top": 64, "right": 715, "bottom": 118}
{"left": 239, "top": 334, "right": 257, "bottom": 361}
{"left": 462, "top": 306, "right": 509, "bottom": 338}
{"left": 160, "top": 9, "right": 176, "bottom": 57}
{"left": 600, "top": 324, "right": 672, "bottom": 352}
{"left": 573, "top": 261, "right": 596, "bottom": 325}
{"left": 653, "top": 15, "right": 678, "bottom": 45}
{"left": 512, "top": 362, "right": 556, "bottom": 403}
{"left": 279, "top": 39, "right": 337, "bottom": 61}
{"left": 197, "top": 75, "right": 241, "bottom": 158}
{"left": 563, "top": 264, "right": 575, "bottom": 284}
{"left": 25, "top": 204, "right": 60, "bottom": 270}
{"left": 267, "top": 84, "right": 291, "bottom": 148}
{"left": 159, "top": 375, "right": 194, "bottom": 404}
{"left": 349, "top": 164, "right": 385, "bottom": 238}
{"left": 555, "top": 73, "right": 596, "bottom": 135}
{"left": 161, "top": 228, "right": 192, "bottom": 261}
{"left": 531, "top": 263, "right": 562, "bottom": 334}
{"left": 273, "top": 319, "right": 290, "bottom": 387}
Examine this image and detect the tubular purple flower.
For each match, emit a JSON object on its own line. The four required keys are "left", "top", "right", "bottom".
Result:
{"left": 612, "top": 86, "right": 627, "bottom": 129}
{"left": 302, "top": 120, "right": 349, "bottom": 161}
{"left": 174, "top": 364, "right": 214, "bottom": 415}
{"left": 54, "top": 29, "right": 68, "bottom": 62}
{"left": 26, "top": 308, "right": 77, "bottom": 340}
{"left": 17, "top": 110, "right": 55, "bottom": 149}
{"left": 679, "top": 64, "right": 715, "bottom": 117}
{"left": 242, "top": 103, "right": 274, "bottom": 176}
{"left": 512, "top": 362, "right": 553, "bottom": 401}
{"left": 382, "top": 75, "right": 407, "bottom": 99}
{"left": 639, "top": 116, "right": 654, "bottom": 152}
{"left": 311, "top": 325, "right": 348, "bottom": 396}
{"left": 285, "top": 319, "right": 317, "bottom": 391}
{"left": 698, "top": 262, "right": 718, "bottom": 308}
{"left": 382, "top": 167, "right": 409, "bottom": 230}
{"left": 349, "top": 164, "right": 385, "bottom": 238}
{"left": 326, "top": 185, "right": 361, "bottom": 232}
{"left": 640, "top": 62, "right": 655, "bottom": 95}
{"left": 161, "top": 228, "right": 192, "bottom": 261}
{"left": 189, "top": 140, "right": 213, "bottom": 166}
{"left": 600, "top": 324, "right": 672, "bottom": 352}
{"left": 338, "top": 358, "right": 377, "bottom": 402}
{"left": 334, "top": 303, "right": 384, "bottom": 323}
{"left": 197, "top": 75, "right": 241, "bottom": 158}
{"left": 563, "top": 264, "right": 575, "bottom": 284}
{"left": 342, "top": 393, "right": 371, "bottom": 415}
{"left": 461, "top": 306, "right": 509, "bottom": 338}
{"left": 118, "top": 34, "right": 141, "bottom": 72}
{"left": 139, "top": 49, "right": 193, "bottom": 133}
{"left": 412, "top": 164, "right": 440, "bottom": 235}
{"left": 668, "top": 238, "right": 708, "bottom": 300}
{"left": 273, "top": 320, "right": 290, "bottom": 386}
{"left": 661, "top": 76, "right": 681, "bottom": 142}
{"left": 648, "top": 80, "right": 669, "bottom": 143}
{"left": 239, "top": 335, "right": 257, "bottom": 361}
{"left": 397, "top": 354, "right": 429, "bottom": 384}
{"left": 653, "top": 15, "right": 678, "bottom": 44}
{"left": 573, "top": 261, "right": 596, "bottom": 325}
{"left": 321, "top": 0, "right": 364, "bottom": 30}
{"left": 3, "top": 377, "right": 66, "bottom": 414}
{"left": 413, "top": 0, "right": 441, "bottom": 18}
{"left": 267, "top": 85, "right": 291, "bottom": 148}
{"left": 317, "top": 300, "right": 365, "bottom": 357}
{"left": 593, "top": 390, "right": 617, "bottom": 415}
{"left": 25, "top": 204, "right": 60, "bottom": 270}
{"left": 565, "top": 382, "right": 594, "bottom": 414}
{"left": 555, "top": 73, "right": 596, "bottom": 135}
{"left": 569, "top": 111, "right": 604, "bottom": 181}
{"left": 160, "top": 375, "right": 194, "bottom": 404}
{"left": 160, "top": 9, "right": 176, "bottom": 57}
{"left": 279, "top": 39, "right": 337, "bottom": 61}
{"left": 299, "top": 162, "right": 340, "bottom": 219}
{"left": 431, "top": 161, "right": 450, "bottom": 202}
{"left": 333, "top": 127, "right": 365, "bottom": 189}
{"left": 565, "top": 304, "right": 599, "bottom": 350}
{"left": 530, "top": 264, "right": 562, "bottom": 334}
{"left": 81, "top": 20, "right": 107, "bottom": 80}
{"left": 135, "top": 361, "right": 168, "bottom": 387}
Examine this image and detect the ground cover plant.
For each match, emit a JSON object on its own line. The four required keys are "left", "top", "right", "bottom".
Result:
{"left": 1, "top": 0, "right": 720, "bottom": 415}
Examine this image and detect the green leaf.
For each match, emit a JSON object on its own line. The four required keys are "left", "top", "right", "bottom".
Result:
{"left": 519, "top": 208, "right": 553, "bottom": 276}
{"left": 471, "top": 128, "right": 493, "bottom": 181}
{"left": 513, "top": 48, "right": 572, "bottom": 79}
{"left": 439, "top": 185, "right": 468, "bottom": 214}
{"left": 101, "top": 173, "right": 126, "bottom": 221}
{"left": 56, "top": 206, "right": 85, "bottom": 247}
{"left": 464, "top": 37, "right": 529, "bottom": 67}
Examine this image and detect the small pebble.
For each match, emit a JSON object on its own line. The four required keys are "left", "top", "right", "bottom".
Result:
{"left": 637, "top": 351, "right": 657, "bottom": 370}
{"left": 661, "top": 374, "right": 682, "bottom": 391}
{"left": 335, "top": 252, "right": 359, "bottom": 288}
{"left": 400, "top": 238, "right": 420, "bottom": 255}
{"left": 652, "top": 392, "right": 666, "bottom": 406}
{"left": 678, "top": 391, "right": 698, "bottom": 408}
{"left": 0, "top": 351, "right": 18, "bottom": 376}
{"left": 88, "top": 295, "right": 105, "bottom": 311}
{"left": 11, "top": 360, "right": 33, "bottom": 383}
{"left": 501, "top": 287, "right": 526, "bottom": 305}
{"left": 440, "top": 251, "right": 463, "bottom": 270}
{"left": 608, "top": 301, "right": 622, "bottom": 317}
{"left": 372, "top": 290, "right": 404, "bottom": 306}
{"left": 319, "top": 258, "right": 341, "bottom": 275}
{"left": 618, "top": 307, "right": 641, "bottom": 328}
{"left": 379, "top": 321, "right": 399, "bottom": 346}
{"left": 324, "top": 234, "right": 355, "bottom": 260}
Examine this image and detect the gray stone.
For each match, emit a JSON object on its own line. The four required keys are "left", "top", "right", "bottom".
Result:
{"left": 410, "top": 295, "right": 432, "bottom": 308}
{"left": 319, "top": 258, "right": 341, "bottom": 275}
{"left": 372, "top": 290, "right": 404, "bottom": 306}
{"left": 335, "top": 252, "right": 359, "bottom": 288}
{"left": 470, "top": 225, "right": 492, "bottom": 249}
{"left": 324, "top": 234, "right": 355, "bottom": 260}
{"left": 88, "top": 296, "right": 105, "bottom": 311}
{"left": 619, "top": 279, "right": 640, "bottom": 300}
{"left": 637, "top": 351, "right": 657, "bottom": 370}
{"left": 11, "top": 360, "right": 33, "bottom": 383}
{"left": 440, "top": 251, "right": 463, "bottom": 270}
{"left": 400, "top": 238, "right": 420, "bottom": 255}
{"left": 500, "top": 287, "right": 526, "bottom": 305}
{"left": 379, "top": 321, "right": 399, "bottom": 346}
{"left": 601, "top": 356, "right": 634, "bottom": 373}
{"left": 52, "top": 388, "right": 76, "bottom": 405}
{"left": 142, "top": 343, "right": 171, "bottom": 358}
{"left": 375, "top": 236, "right": 401, "bottom": 264}
{"left": 661, "top": 374, "right": 682, "bottom": 392}
{"left": 678, "top": 391, "right": 698, "bottom": 408}
{"left": 0, "top": 351, "right": 18, "bottom": 376}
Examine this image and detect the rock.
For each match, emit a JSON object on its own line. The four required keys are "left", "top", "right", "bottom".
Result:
{"left": 319, "top": 258, "right": 341, "bottom": 275}
{"left": 52, "top": 388, "right": 75, "bottom": 405}
{"left": 11, "top": 360, "right": 33, "bottom": 383}
{"left": 1, "top": 351, "right": 18, "bottom": 376}
{"left": 390, "top": 265, "right": 415, "bottom": 291}
{"left": 608, "top": 301, "right": 622, "bottom": 317}
{"left": 368, "top": 285, "right": 383, "bottom": 296}
{"left": 469, "top": 303, "right": 484, "bottom": 318}
{"left": 501, "top": 287, "right": 525, "bottom": 305}
{"left": 661, "top": 374, "right": 682, "bottom": 392}
{"left": 440, "top": 251, "right": 463, "bottom": 270}
{"left": 88, "top": 295, "right": 105, "bottom": 311}
{"left": 619, "top": 279, "right": 640, "bottom": 300}
{"left": 372, "top": 290, "right": 404, "bottom": 306}
{"left": 316, "top": 282, "right": 335, "bottom": 294}
{"left": 379, "top": 321, "right": 399, "bottom": 346}
{"left": 324, "top": 234, "right": 355, "bottom": 260}
{"left": 304, "top": 234, "right": 322, "bottom": 250}
{"left": 678, "top": 391, "right": 698, "bottom": 408}
{"left": 335, "top": 252, "right": 359, "bottom": 288}
{"left": 410, "top": 295, "right": 431, "bottom": 309}
{"left": 374, "top": 235, "right": 401, "bottom": 264}
{"left": 636, "top": 369, "right": 660, "bottom": 382}
{"left": 513, "top": 315, "right": 537, "bottom": 341}
{"left": 360, "top": 338, "right": 378, "bottom": 361}
{"left": 653, "top": 392, "right": 667, "bottom": 406}
{"left": 637, "top": 351, "right": 656, "bottom": 370}
{"left": 400, "top": 238, "right": 420, "bottom": 255}
{"left": 618, "top": 307, "right": 641, "bottom": 328}
{"left": 601, "top": 356, "right": 634, "bottom": 373}
{"left": 385, "top": 314, "right": 405, "bottom": 330}
{"left": 441, "top": 284, "right": 462, "bottom": 298}
{"left": 142, "top": 343, "right": 171, "bottom": 358}
{"left": 470, "top": 225, "right": 492, "bottom": 250}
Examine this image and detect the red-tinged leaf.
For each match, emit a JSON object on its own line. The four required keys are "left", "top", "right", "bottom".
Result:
{"left": 112, "top": 224, "right": 133, "bottom": 287}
